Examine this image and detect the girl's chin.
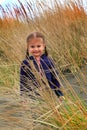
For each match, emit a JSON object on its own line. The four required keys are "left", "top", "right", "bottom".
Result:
{"left": 33, "top": 53, "right": 42, "bottom": 57}
{"left": 34, "top": 55, "right": 41, "bottom": 58}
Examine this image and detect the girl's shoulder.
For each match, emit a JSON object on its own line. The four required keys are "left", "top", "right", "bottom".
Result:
{"left": 21, "top": 59, "right": 29, "bottom": 65}
{"left": 41, "top": 54, "right": 55, "bottom": 67}
{"left": 41, "top": 54, "right": 50, "bottom": 61}
{"left": 21, "top": 57, "right": 32, "bottom": 66}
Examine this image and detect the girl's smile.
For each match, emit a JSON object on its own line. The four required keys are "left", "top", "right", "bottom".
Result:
{"left": 28, "top": 38, "right": 45, "bottom": 59}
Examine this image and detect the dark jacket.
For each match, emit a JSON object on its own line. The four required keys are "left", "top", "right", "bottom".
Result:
{"left": 20, "top": 54, "right": 63, "bottom": 97}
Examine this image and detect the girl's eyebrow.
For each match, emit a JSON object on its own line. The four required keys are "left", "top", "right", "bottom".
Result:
{"left": 30, "top": 45, "right": 34, "bottom": 46}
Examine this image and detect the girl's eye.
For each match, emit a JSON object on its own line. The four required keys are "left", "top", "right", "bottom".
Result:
{"left": 30, "top": 45, "right": 35, "bottom": 48}
{"left": 37, "top": 45, "right": 41, "bottom": 48}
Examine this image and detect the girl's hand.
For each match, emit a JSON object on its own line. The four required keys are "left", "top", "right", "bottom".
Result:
{"left": 59, "top": 96, "right": 65, "bottom": 102}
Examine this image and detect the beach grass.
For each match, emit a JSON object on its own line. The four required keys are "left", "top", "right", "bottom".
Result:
{"left": 0, "top": 0, "right": 87, "bottom": 129}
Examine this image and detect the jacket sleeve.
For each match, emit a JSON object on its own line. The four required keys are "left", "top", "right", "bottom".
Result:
{"left": 20, "top": 60, "right": 35, "bottom": 95}
{"left": 48, "top": 58, "right": 63, "bottom": 97}
{"left": 48, "top": 58, "right": 60, "bottom": 87}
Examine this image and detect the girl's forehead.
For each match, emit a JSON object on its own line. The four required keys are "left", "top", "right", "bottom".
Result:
{"left": 29, "top": 37, "right": 43, "bottom": 44}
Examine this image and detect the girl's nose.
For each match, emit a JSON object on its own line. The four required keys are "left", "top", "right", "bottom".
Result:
{"left": 34, "top": 47, "right": 38, "bottom": 51}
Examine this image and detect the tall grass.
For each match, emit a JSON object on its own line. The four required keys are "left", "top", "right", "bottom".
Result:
{"left": 0, "top": 0, "right": 87, "bottom": 129}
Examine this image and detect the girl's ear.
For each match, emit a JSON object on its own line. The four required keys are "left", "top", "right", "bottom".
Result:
{"left": 43, "top": 43, "right": 46, "bottom": 48}
{"left": 27, "top": 42, "right": 29, "bottom": 49}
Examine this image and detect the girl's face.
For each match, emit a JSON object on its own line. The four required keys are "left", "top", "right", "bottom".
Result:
{"left": 28, "top": 37, "right": 45, "bottom": 59}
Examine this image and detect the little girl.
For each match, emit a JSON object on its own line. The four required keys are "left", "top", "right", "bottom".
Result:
{"left": 20, "top": 31, "right": 63, "bottom": 99}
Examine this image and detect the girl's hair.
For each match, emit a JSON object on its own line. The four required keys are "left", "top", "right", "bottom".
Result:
{"left": 26, "top": 31, "right": 48, "bottom": 58}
